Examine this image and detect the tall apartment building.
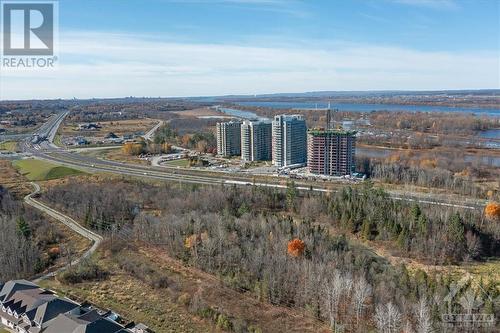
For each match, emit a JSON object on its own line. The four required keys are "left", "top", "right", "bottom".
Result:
{"left": 216, "top": 120, "right": 242, "bottom": 156}
{"left": 307, "top": 129, "right": 356, "bottom": 176}
{"left": 272, "top": 115, "right": 307, "bottom": 167}
{"left": 241, "top": 120, "right": 272, "bottom": 161}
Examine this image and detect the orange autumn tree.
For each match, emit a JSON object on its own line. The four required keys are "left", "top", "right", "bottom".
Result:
{"left": 122, "top": 142, "right": 145, "bottom": 155}
{"left": 287, "top": 238, "right": 305, "bottom": 257}
{"left": 184, "top": 234, "right": 201, "bottom": 249}
{"left": 485, "top": 202, "right": 500, "bottom": 220}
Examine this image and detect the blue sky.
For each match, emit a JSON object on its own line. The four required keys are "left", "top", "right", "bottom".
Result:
{"left": 1, "top": 0, "right": 499, "bottom": 99}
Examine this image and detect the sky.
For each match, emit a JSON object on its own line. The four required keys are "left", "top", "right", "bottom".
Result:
{"left": 1, "top": 0, "right": 499, "bottom": 100}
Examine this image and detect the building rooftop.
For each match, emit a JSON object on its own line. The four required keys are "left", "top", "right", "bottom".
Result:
{"left": 274, "top": 114, "right": 304, "bottom": 121}
{"left": 308, "top": 128, "right": 357, "bottom": 136}
{"left": 217, "top": 120, "right": 242, "bottom": 125}
{"left": 242, "top": 119, "right": 271, "bottom": 125}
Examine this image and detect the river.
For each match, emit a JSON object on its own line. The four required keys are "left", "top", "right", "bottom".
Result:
{"left": 234, "top": 101, "right": 500, "bottom": 117}
{"left": 478, "top": 129, "right": 500, "bottom": 139}
{"left": 218, "top": 107, "right": 269, "bottom": 120}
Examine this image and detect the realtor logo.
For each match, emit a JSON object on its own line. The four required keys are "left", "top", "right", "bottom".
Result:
{"left": 1, "top": 0, "right": 58, "bottom": 69}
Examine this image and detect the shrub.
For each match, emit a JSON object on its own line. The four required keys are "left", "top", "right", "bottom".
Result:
{"left": 48, "top": 247, "right": 61, "bottom": 260}
{"left": 216, "top": 313, "right": 233, "bottom": 330}
{"left": 485, "top": 202, "right": 500, "bottom": 220}
{"left": 115, "top": 253, "right": 169, "bottom": 289}
{"left": 177, "top": 293, "right": 191, "bottom": 306}
{"left": 287, "top": 238, "right": 305, "bottom": 257}
{"left": 59, "top": 259, "right": 108, "bottom": 284}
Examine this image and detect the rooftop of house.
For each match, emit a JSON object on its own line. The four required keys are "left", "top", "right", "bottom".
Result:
{"left": 5, "top": 288, "right": 57, "bottom": 315}
{"left": 0, "top": 280, "right": 146, "bottom": 333}
{"left": 42, "top": 311, "right": 129, "bottom": 333}
{"left": 0, "top": 280, "right": 39, "bottom": 304}
{"left": 28, "top": 298, "right": 79, "bottom": 327}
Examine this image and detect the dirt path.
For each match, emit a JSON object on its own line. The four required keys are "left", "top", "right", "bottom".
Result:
{"left": 24, "top": 182, "right": 103, "bottom": 283}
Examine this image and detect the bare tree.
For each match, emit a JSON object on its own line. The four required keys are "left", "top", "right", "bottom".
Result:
{"left": 458, "top": 289, "right": 483, "bottom": 315}
{"left": 352, "top": 276, "right": 372, "bottom": 324}
{"left": 403, "top": 320, "right": 415, "bottom": 333}
{"left": 323, "top": 270, "right": 344, "bottom": 331}
{"left": 375, "top": 302, "right": 402, "bottom": 333}
{"left": 414, "top": 296, "right": 433, "bottom": 333}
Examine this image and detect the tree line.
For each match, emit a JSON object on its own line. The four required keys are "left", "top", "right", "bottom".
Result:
{"left": 357, "top": 155, "right": 500, "bottom": 201}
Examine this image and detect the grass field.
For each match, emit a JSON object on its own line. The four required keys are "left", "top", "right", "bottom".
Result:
{"left": 163, "top": 158, "right": 189, "bottom": 167}
{"left": 53, "top": 134, "right": 63, "bottom": 147}
{"left": 0, "top": 141, "right": 18, "bottom": 152}
{"left": 61, "top": 119, "right": 159, "bottom": 137}
{"left": 0, "top": 328, "right": 10, "bottom": 333}
{"left": 13, "top": 159, "right": 84, "bottom": 181}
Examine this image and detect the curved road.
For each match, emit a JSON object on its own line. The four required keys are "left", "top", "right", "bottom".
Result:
{"left": 25, "top": 182, "right": 103, "bottom": 282}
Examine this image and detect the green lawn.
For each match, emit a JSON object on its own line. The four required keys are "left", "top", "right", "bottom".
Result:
{"left": 163, "top": 158, "right": 189, "bottom": 167}
{"left": 53, "top": 134, "right": 63, "bottom": 147}
{"left": 0, "top": 328, "right": 10, "bottom": 333}
{"left": 13, "top": 159, "right": 85, "bottom": 181}
{"left": 0, "top": 141, "right": 18, "bottom": 152}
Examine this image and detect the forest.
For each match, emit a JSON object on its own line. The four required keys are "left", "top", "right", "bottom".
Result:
{"left": 121, "top": 123, "right": 217, "bottom": 156}
{"left": 66, "top": 100, "right": 204, "bottom": 123}
{"left": 357, "top": 155, "right": 500, "bottom": 200}
{"left": 40, "top": 178, "right": 500, "bottom": 332}
{"left": 0, "top": 186, "right": 64, "bottom": 281}
{"left": 153, "top": 123, "right": 217, "bottom": 153}
{"left": 234, "top": 107, "right": 499, "bottom": 135}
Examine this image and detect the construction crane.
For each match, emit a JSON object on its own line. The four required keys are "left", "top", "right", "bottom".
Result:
{"left": 325, "top": 102, "right": 338, "bottom": 130}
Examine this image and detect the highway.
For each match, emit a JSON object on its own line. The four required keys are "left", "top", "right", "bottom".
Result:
{"left": 45, "top": 110, "right": 69, "bottom": 145}
{"left": 16, "top": 109, "right": 485, "bottom": 211}
{"left": 0, "top": 110, "right": 69, "bottom": 143}
{"left": 142, "top": 120, "right": 164, "bottom": 141}
{"left": 25, "top": 182, "right": 103, "bottom": 282}
{"left": 26, "top": 148, "right": 483, "bottom": 211}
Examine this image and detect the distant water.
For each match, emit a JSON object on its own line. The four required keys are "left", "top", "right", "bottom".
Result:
{"left": 197, "top": 115, "right": 233, "bottom": 119}
{"left": 219, "top": 105, "right": 500, "bottom": 148}
{"left": 218, "top": 107, "right": 268, "bottom": 120}
{"left": 478, "top": 129, "right": 500, "bottom": 139}
{"left": 235, "top": 101, "right": 500, "bottom": 116}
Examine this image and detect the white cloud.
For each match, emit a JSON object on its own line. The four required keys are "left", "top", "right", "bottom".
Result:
{"left": 159, "top": 0, "right": 309, "bottom": 17}
{"left": 1, "top": 31, "right": 498, "bottom": 100}
{"left": 391, "top": 0, "right": 459, "bottom": 10}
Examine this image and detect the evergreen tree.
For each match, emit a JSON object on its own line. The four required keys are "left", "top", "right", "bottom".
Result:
{"left": 397, "top": 226, "right": 410, "bottom": 251}
{"left": 16, "top": 216, "right": 31, "bottom": 238}
{"left": 286, "top": 181, "right": 298, "bottom": 212}
{"left": 361, "top": 219, "right": 376, "bottom": 240}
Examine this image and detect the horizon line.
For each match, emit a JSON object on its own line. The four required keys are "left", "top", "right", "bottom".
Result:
{"left": 1, "top": 88, "right": 499, "bottom": 102}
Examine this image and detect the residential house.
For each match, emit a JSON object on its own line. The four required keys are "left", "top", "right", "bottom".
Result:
{"left": 0, "top": 280, "right": 151, "bottom": 333}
